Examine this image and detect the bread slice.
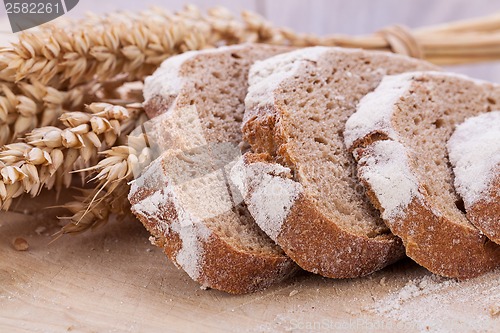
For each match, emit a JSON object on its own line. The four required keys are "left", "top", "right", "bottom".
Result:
{"left": 232, "top": 47, "right": 436, "bottom": 278}
{"left": 447, "top": 111, "right": 500, "bottom": 245}
{"left": 345, "top": 72, "right": 500, "bottom": 278}
{"left": 128, "top": 44, "right": 299, "bottom": 294}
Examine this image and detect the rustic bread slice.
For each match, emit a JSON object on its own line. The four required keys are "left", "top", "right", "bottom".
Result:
{"left": 447, "top": 111, "right": 500, "bottom": 245}
{"left": 345, "top": 71, "right": 500, "bottom": 278}
{"left": 233, "top": 47, "right": 436, "bottom": 278}
{"left": 128, "top": 44, "right": 299, "bottom": 294}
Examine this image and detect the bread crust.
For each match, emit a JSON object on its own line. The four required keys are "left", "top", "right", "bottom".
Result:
{"left": 242, "top": 103, "right": 406, "bottom": 278}
{"left": 243, "top": 153, "right": 405, "bottom": 278}
{"left": 240, "top": 49, "right": 439, "bottom": 278}
{"left": 129, "top": 44, "right": 299, "bottom": 294}
{"left": 129, "top": 187, "right": 298, "bottom": 294}
{"left": 446, "top": 111, "right": 500, "bottom": 245}
{"left": 467, "top": 176, "right": 500, "bottom": 245}
{"left": 129, "top": 153, "right": 299, "bottom": 294}
{"left": 354, "top": 145, "right": 500, "bottom": 278}
{"left": 346, "top": 72, "right": 500, "bottom": 278}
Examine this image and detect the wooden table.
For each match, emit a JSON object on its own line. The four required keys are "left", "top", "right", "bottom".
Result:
{"left": 0, "top": 190, "right": 498, "bottom": 332}
{"left": 0, "top": 5, "right": 499, "bottom": 332}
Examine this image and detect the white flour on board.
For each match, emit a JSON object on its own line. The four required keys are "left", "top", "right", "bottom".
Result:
{"left": 366, "top": 271, "right": 500, "bottom": 332}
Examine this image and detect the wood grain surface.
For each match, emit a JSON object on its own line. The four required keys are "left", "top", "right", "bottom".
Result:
{"left": 0, "top": 190, "right": 499, "bottom": 332}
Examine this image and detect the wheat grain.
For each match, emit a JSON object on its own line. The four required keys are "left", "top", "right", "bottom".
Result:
{"left": 0, "top": 78, "right": 146, "bottom": 146}
{"left": 0, "top": 6, "right": 295, "bottom": 89}
{"left": 0, "top": 81, "right": 93, "bottom": 145}
{"left": 0, "top": 102, "right": 142, "bottom": 210}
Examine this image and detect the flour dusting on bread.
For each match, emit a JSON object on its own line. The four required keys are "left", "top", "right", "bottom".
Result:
{"left": 245, "top": 47, "right": 329, "bottom": 109}
{"left": 170, "top": 190, "right": 212, "bottom": 281}
{"left": 130, "top": 160, "right": 213, "bottom": 280}
{"left": 447, "top": 111, "right": 500, "bottom": 206}
{"left": 346, "top": 70, "right": 500, "bottom": 278}
{"left": 231, "top": 158, "right": 302, "bottom": 241}
{"left": 143, "top": 50, "right": 194, "bottom": 101}
{"left": 355, "top": 140, "right": 422, "bottom": 220}
{"left": 344, "top": 72, "right": 416, "bottom": 149}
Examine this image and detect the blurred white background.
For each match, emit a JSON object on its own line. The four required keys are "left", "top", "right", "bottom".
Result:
{"left": 1, "top": 0, "right": 500, "bottom": 80}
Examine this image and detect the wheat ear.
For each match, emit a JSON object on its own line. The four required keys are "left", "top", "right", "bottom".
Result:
{"left": 0, "top": 80, "right": 100, "bottom": 146}
{"left": 59, "top": 183, "right": 132, "bottom": 234}
{"left": 0, "top": 102, "right": 141, "bottom": 210}
{"left": 0, "top": 6, "right": 213, "bottom": 88}
{"left": 0, "top": 5, "right": 210, "bottom": 144}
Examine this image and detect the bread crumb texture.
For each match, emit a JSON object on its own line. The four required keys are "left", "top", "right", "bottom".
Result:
{"left": 346, "top": 71, "right": 500, "bottom": 278}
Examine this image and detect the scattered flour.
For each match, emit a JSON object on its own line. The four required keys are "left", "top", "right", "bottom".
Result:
{"left": 368, "top": 271, "right": 500, "bottom": 332}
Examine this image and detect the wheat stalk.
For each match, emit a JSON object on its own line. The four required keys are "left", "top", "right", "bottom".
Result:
{"left": 0, "top": 5, "right": 309, "bottom": 88}
{"left": 0, "top": 76, "right": 145, "bottom": 147}
{"left": 0, "top": 102, "right": 142, "bottom": 210}
{"left": 0, "top": 5, "right": 293, "bottom": 156}
{"left": 59, "top": 183, "right": 132, "bottom": 235}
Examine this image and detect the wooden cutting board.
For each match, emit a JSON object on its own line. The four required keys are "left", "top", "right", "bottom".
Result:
{"left": 0, "top": 190, "right": 499, "bottom": 333}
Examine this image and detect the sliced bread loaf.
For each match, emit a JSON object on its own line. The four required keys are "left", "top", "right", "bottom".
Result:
{"left": 447, "top": 111, "right": 500, "bottom": 244}
{"left": 345, "top": 72, "right": 500, "bottom": 278}
{"left": 232, "top": 47, "right": 436, "bottom": 278}
{"left": 128, "top": 44, "right": 299, "bottom": 294}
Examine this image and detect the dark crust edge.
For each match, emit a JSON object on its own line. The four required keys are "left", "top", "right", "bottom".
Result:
{"left": 131, "top": 91, "right": 299, "bottom": 294}
{"left": 348, "top": 78, "right": 500, "bottom": 279}
{"left": 357, "top": 157, "right": 500, "bottom": 279}
{"left": 129, "top": 172, "right": 299, "bottom": 294}
{"left": 467, "top": 175, "right": 500, "bottom": 245}
{"left": 242, "top": 103, "right": 406, "bottom": 278}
